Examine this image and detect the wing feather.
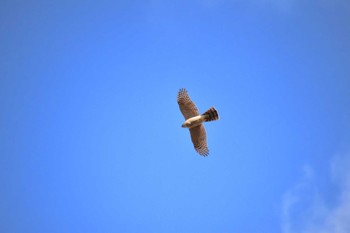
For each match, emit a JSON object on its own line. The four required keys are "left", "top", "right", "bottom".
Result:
{"left": 177, "top": 88, "right": 200, "bottom": 120}
{"left": 189, "top": 125, "right": 209, "bottom": 156}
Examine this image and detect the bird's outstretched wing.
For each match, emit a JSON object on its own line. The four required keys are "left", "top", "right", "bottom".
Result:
{"left": 189, "top": 125, "right": 209, "bottom": 156}
{"left": 177, "top": 88, "right": 200, "bottom": 120}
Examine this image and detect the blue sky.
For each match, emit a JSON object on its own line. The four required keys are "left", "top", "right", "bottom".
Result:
{"left": 1, "top": 1, "right": 350, "bottom": 233}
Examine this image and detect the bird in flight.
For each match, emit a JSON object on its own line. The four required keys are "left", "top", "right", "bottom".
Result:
{"left": 177, "top": 88, "right": 219, "bottom": 156}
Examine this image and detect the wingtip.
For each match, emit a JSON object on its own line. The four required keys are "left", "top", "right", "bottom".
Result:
{"left": 196, "top": 147, "right": 209, "bottom": 157}
{"left": 179, "top": 88, "right": 187, "bottom": 93}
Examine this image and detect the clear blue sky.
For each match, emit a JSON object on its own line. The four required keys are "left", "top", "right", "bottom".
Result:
{"left": 1, "top": 1, "right": 350, "bottom": 233}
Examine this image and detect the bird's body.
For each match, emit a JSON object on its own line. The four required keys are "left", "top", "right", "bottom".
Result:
{"left": 177, "top": 88, "right": 219, "bottom": 156}
{"left": 182, "top": 115, "right": 203, "bottom": 128}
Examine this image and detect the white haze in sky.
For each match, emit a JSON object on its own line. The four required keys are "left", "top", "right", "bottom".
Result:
{"left": 282, "top": 152, "right": 350, "bottom": 233}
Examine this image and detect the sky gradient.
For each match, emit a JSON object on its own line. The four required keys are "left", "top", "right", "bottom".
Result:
{"left": 1, "top": 1, "right": 350, "bottom": 233}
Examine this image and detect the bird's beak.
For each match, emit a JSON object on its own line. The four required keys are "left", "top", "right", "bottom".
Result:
{"left": 181, "top": 124, "right": 185, "bottom": 128}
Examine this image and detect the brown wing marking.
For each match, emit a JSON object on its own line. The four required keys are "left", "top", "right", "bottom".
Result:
{"left": 189, "top": 124, "right": 209, "bottom": 156}
{"left": 177, "top": 88, "right": 200, "bottom": 120}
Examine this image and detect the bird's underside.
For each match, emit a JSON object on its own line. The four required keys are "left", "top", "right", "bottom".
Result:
{"left": 177, "top": 88, "right": 219, "bottom": 156}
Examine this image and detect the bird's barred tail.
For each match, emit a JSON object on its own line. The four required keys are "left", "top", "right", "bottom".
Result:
{"left": 202, "top": 107, "right": 219, "bottom": 122}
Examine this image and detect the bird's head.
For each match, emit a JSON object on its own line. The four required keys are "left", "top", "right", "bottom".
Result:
{"left": 182, "top": 121, "right": 190, "bottom": 128}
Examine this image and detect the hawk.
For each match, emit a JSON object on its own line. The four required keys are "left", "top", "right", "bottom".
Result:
{"left": 177, "top": 88, "right": 219, "bottom": 156}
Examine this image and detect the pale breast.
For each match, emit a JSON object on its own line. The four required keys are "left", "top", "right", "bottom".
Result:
{"left": 185, "top": 115, "right": 205, "bottom": 128}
